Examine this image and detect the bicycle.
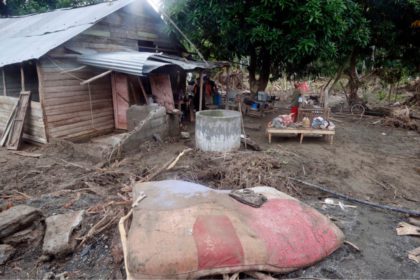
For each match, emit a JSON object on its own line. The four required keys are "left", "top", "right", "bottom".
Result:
{"left": 338, "top": 100, "right": 366, "bottom": 116}
{"left": 333, "top": 90, "right": 367, "bottom": 117}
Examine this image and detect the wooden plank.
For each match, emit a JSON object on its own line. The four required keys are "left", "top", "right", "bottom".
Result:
{"left": 44, "top": 99, "right": 112, "bottom": 113}
{"left": 41, "top": 71, "right": 100, "bottom": 80}
{"left": 43, "top": 84, "right": 110, "bottom": 93}
{"left": 46, "top": 107, "right": 113, "bottom": 122}
{"left": 0, "top": 111, "right": 43, "bottom": 125}
{"left": 0, "top": 105, "right": 43, "bottom": 119}
{"left": 45, "top": 83, "right": 111, "bottom": 93}
{"left": 0, "top": 102, "right": 17, "bottom": 146}
{"left": 43, "top": 88, "right": 111, "bottom": 100}
{"left": 0, "top": 96, "right": 42, "bottom": 109}
{"left": 44, "top": 94, "right": 108, "bottom": 106}
{"left": 266, "top": 128, "right": 335, "bottom": 135}
{"left": 22, "top": 133, "right": 48, "bottom": 144}
{"left": 111, "top": 73, "right": 129, "bottom": 129}
{"left": 37, "top": 61, "right": 49, "bottom": 143}
{"left": 150, "top": 73, "right": 174, "bottom": 112}
{"left": 60, "top": 126, "right": 114, "bottom": 141}
{"left": 44, "top": 79, "right": 91, "bottom": 87}
{"left": 49, "top": 117, "right": 114, "bottom": 138}
{"left": 80, "top": 70, "right": 112, "bottom": 85}
{"left": 6, "top": 91, "right": 31, "bottom": 150}
{"left": 47, "top": 110, "right": 113, "bottom": 128}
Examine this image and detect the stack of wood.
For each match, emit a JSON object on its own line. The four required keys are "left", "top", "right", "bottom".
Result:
{"left": 0, "top": 91, "right": 31, "bottom": 150}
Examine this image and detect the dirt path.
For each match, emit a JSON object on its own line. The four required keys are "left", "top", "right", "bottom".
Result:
{"left": 0, "top": 111, "right": 419, "bottom": 279}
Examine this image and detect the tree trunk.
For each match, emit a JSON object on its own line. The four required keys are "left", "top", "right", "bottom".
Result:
{"left": 248, "top": 49, "right": 271, "bottom": 94}
{"left": 348, "top": 50, "right": 360, "bottom": 104}
{"left": 324, "top": 63, "right": 345, "bottom": 107}
{"left": 248, "top": 49, "right": 257, "bottom": 93}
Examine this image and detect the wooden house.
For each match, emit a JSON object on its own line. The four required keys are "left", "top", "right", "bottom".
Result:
{"left": 0, "top": 0, "right": 205, "bottom": 144}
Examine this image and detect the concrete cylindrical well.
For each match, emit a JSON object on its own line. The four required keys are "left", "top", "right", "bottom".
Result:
{"left": 195, "top": 110, "right": 241, "bottom": 152}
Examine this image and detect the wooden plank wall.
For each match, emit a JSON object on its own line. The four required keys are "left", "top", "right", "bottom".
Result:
{"left": 38, "top": 57, "right": 114, "bottom": 140}
{"left": 0, "top": 96, "right": 47, "bottom": 143}
{"left": 37, "top": 2, "right": 181, "bottom": 141}
{"left": 64, "top": 4, "right": 180, "bottom": 53}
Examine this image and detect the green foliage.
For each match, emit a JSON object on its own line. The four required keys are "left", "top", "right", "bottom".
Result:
{"left": 0, "top": 0, "right": 101, "bottom": 16}
{"left": 377, "top": 90, "right": 387, "bottom": 101}
{"left": 361, "top": 0, "right": 420, "bottom": 75}
{"left": 164, "top": 0, "right": 369, "bottom": 91}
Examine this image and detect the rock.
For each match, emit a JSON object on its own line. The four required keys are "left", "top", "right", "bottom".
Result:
{"left": 0, "top": 205, "right": 43, "bottom": 239}
{"left": 43, "top": 271, "right": 68, "bottom": 280}
{"left": 42, "top": 210, "right": 84, "bottom": 257}
{"left": 152, "top": 133, "right": 162, "bottom": 143}
{"left": 180, "top": 132, "right": 190, "bottom": 139}
{"left": 0, "top": 244, "right": 15, "bottom": 265}
{"left": 2, "top": 220, "right": 45, "bottom": 246}
{"left": 42, "top": 272, "right": 55, "bottom": 280}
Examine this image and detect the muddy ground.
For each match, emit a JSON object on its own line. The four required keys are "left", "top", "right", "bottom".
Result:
{"left": 0, "top": 110, "right": 419, "bottom": 279}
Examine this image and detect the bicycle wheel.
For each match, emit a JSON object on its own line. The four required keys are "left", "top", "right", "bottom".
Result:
{"left": 351, "top": 104, "right": 365, "bottom": 116}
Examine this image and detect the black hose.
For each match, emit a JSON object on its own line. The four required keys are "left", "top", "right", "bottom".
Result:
{"left": 289, "top": 177, "right": 420, "bottom": 216}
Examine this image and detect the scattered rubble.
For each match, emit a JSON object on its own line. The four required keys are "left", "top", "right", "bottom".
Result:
{"left": 2, "top": 220, "right": 44, "bottom": 246}
{"left": 42, "top": 210, "right": 84, "bottom": 257}
{"left": 0, "top": 244, "right": 15, "bottom": 265}
{"left": 408, "top": 247, "right": 420, "bottom": 264}
{"left": 396, "top": 222, "right": 420, "bottom": 236}
{"left": 0, "top": 205, "right": 43, "bottom": 239}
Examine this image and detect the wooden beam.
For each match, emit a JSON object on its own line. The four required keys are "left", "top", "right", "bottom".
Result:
{"left": 199, "top": 71, "right": 204, "bottom": 111}
{"left": 60, "top": 65, "right": 86, "bottom": 74}
{"left": 20, "top": 64, "right": 25, "bottom": 91}
{"left": 0, "top": 102, "right": 18, "bottom": 146}
{"left": 225, "top": 66, "right": 231, "bottom": 109}
{"left": 36, "top": 61, "right": 50, "bottom": 143}
{"left": 137, "top": 77, "right": 149, "bottom": 105}
{"left": 80, "top": 70, "right": 112, "bottom": 85}
{"left": 1, "top": 68, "right": 6, "bottom": 96}
{"left": 6, "top": 91, "right": 31, "bottom": 150}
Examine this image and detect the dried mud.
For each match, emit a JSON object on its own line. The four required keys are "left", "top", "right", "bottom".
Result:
{"left": 0, "top": 111, "right": 419, "bottom": 279}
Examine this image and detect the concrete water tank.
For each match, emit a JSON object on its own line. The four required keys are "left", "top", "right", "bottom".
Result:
{"left": 195, "top": 110, "right": 241, "bottom": 152}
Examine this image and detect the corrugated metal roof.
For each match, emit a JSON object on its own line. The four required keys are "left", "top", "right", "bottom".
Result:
{"left": 78, "top": 51, "right": 214, "bottom": 76}
{"left": 78, "top": 51, "right": 171, "bottom": 76}
{"left": 151, "top": 54, "right": 213, "bottom": 71}
{"left": 0, "top": 0, "right": 134, "bottom": 67}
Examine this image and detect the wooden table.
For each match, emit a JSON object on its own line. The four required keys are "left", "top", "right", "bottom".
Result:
{"left": 266, "top": 127, "right": 335, "bottom": 145}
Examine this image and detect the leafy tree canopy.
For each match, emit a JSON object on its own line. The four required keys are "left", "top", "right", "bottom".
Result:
{"left": 0, "top": 0, "right": 99, "bottom": 16}
{"left": 164, "top": 0, "right": 370, "bottom": 92}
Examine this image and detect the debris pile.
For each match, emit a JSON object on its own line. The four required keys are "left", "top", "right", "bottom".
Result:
{"left": 384, "top": 106, "right": 418, "bottom": 131}
{"left": 0, "top": 205, "right": 44, "bottom": 265}
{"left": 183, "top": 151, "right": 287, "bottom": 190}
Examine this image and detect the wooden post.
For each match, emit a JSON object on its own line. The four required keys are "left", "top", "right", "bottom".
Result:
{"left": 225, "top": 66, "right": 231, "bottom": 109}
{"left": 36, "top": 62, "right": 49, "bottom": 143}
{"left": 199, "top": 71, "right": 204, "bottom": 111}
{"left": 137, "top": 77, "right": 149, "bottom": 105}
{"left": 20, "top": 64, "right": 25, "bottom": 92}
{"left": 1, "top": 68, "right": 6, "bottom": 96}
